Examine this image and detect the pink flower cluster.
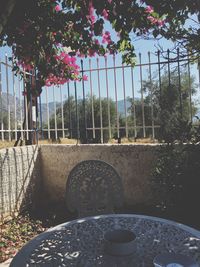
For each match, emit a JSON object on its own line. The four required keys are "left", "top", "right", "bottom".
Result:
{"left": 87, "top": 2, "right": 110, "bottom": 25}
{"left": 102, "top": 31, "right": 112, "bottom": 44}
{"left": 145, "top": 5, "right": 165, "bottom": 27}
{"left": 88, "top": 49, "right": 96, "bottom": 57}
{"left": 102, "top": 9, "right": 109, "bottom": 20}
{"left": 147, "top": 16, "right": 165, "bottom": 27}
{"left": 45, "top": 52, "right": 87, "bottom": 86}
{"left": 18, "top": 61, "right": 34, "bottom": 71}
{"left": 88, "top": 2, "right": 96, "bottom": 25}
{"left": 145, "top": 6, "right": 154, "bottom": 13}
{"left": 83, "top": 75, "right": 88, "bottom": 81}
{"left": 45, "top": 74, "right": 68, "bottom": 86}
{"left": 55, "top": 5, "right": 61, "bottom": 12}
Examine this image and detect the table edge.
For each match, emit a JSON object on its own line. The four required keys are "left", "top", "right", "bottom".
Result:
{"left": 10, "top": 214, "right": 200, "bottom": 267}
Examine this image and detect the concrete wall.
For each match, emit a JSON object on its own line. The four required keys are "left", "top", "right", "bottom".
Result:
{"left": 0, "top": 144, "right": 160, "bottom": 220}
{"left": 40, "top": 144, "right": 158, "bottom": 207}
{"left": 0, "top": 145, "right": 41, "bottom": 220}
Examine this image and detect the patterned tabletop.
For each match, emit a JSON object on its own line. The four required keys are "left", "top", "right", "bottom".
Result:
{"left": 10, "top": 214, "right": 200, "bottom": 267}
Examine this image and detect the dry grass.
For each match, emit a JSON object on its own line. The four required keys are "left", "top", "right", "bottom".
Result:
{"left": 108, "top": 137, "right": 157, "bottom": 144}
{"left": 0, "top": 137, "right": 157, "bottom": 149}
{"left": 38, "top": 138, "right": 78, "bottom": 145}
{"left": 0, "top": 138, "right": 78, "bottom": 149}
{"left": 0, "top": 141, "right": 16, "bottom": 149}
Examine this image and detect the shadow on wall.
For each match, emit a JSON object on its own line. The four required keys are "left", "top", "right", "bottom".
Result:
{"left": 0, "top": 145, "right": 42, "bottom": 221}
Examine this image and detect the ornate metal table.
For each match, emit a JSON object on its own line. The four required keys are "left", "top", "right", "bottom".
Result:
{"left": 10, "top": 214, "right": 200, "bottom": 266}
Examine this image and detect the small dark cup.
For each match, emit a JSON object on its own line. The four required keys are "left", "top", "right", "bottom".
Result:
{"left": 104, "top": 229, "right": 137, "bottom": 256}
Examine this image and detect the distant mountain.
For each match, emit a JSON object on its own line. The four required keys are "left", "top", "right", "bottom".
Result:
{"left": 41, "top": 98, "right": 198, "bottom": 122}
{"left": 40, "top": 99, "right": 132, "bottom": 123}
{"left": 39, "top": 102, "right": 61, "bottom": 123}
{"left": 0, "top": 92, "right": 22, "bottom": 119}
{"left": 0, "top": 93, "right": 133, "bottom": 123}
{"left": 0, "top": 92, "right": 60, "bottom": 122}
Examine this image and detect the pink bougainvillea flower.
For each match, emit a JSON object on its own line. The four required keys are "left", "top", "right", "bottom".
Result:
{"left": 102, "top": 9, "right": 109, "bottom": 20}
{"left": 87, "top": 2, "right": 96, "bottom": 24}
{"left": 145, "top": 6, "right": 154, "bottom": 13}
{"left": 102, "top": 31, "right": 112, "bottom": 44}
{"left": 147, "top": 16, "right": 158, "bottom": 24}
{"left": 94, "top": 39, "right": 100, "bottom": 45}
{"left": 90, "top": 15, "right": 96, "bottom": 24}
{"left": 147, "top": 15, "right": 165, "bottom": 27}
{"left": 70, "top": 57, "right": 76, "bottom": 64}
{"left": 45, "top": 51, "right": 83, "bottom": 86}
{"left": 55, "top": 5, "right": 61, "bottom": 12}
{"left": 89, "top": 5, "right": 94, "bottom": 16}
{"left": 157, "top": 19, "right": 165, "bottom": 27}
{"left": 83, "top": 75, "right": 88, "bottom": 81}
{"left": 63, "top": 55, "right": 70, "bottom": 64}
{"left": 76, "top": 51, "right": 85, "bottom": 58}
{"left": 22, "top": 91, "right": 27, "bottom": 96}
{"left": 88, "top": 49, "right": 96, "bottom": 57}
{"left": 18, "top": 61, "right": 34, "bottom": 71}
{"left": 107, "top": 0, "right": 112, "bottom": 3}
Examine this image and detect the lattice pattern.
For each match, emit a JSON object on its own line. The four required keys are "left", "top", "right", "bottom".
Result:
{"left": 0, "top": 146, "right": 40, "bottom": 220}
{"left": 10, "top": 215, "right": 200, "bottom": 266}
{"left": 66, "top": 160, "right": 124, "bottom": 217}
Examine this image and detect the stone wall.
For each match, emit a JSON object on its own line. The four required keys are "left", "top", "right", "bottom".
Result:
{"left": 0, "top": 145, "right": 41, "bottom": 220}
{"left": 40, "top": 144, "right": 158, "bottom": 207}
{"left": 0, "top": 144, "right": 160, "bottom": 220}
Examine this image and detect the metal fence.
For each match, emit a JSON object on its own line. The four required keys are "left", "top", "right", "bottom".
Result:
{"left": 0, "top": 49, "right": 199, "bottom": 144}
{"left": 0, "top": 54, "right": 35, "bottom": 143}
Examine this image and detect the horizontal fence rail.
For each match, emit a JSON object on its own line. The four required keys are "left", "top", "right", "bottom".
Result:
{"left": 0, "top": 49, "right": 199, "bottom": 144}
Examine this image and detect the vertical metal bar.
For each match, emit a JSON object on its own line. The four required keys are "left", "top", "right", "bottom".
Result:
{"left": 0, "top": 58, "right": 3, "bottom": 141}
{"left": 167, "top": 49, "right": 171, "bottom": 87}
{"left": 187, "top": 52, "right": 193, "bottom": 122}
{"left": 39, "top": 94, "right": 43, "bottom": 140}
{"left": 12, "top": 63, "right": 17, "bottom": 140}
{"left": 1, "top": 123, "right": 4, "bottom": 141}
{"left": 53, "top": 85, "right": 58, "bottom": 140}
{"left": 24, "top": 76, "right": 29, "bottom": 141}
{"left": 104, "top": 56, "right": 111, "bottom": 140}
{"left": 19, "top": 77, "right": 23, "bottom": 140}
{"left": 29, "top": 74, "right": 33, "bottom": 143}
{"left": 5, "top": 54, "right": 11, "bottom": 141}
{"left": 35, "top": 96, "right": 39, "bottom": 143}
{"left": 122, "top": 64, "right": 128, "bottom": 138}
{"left": 139, "top": 53, "right": 146, "bottom": 138}
{"left": 97, "top": 58, "right": 103, "bottom": 143}
{"left": 74, "top": 81, "right": 80, "bottom": 141}
{"left": 89, "top": 59, "right": 95, "bottom": 139}
{"left": 157, "top": 50, "right": 162, "bottom": 101}
{"left": 60, "top": 85, "right": 65, "bottom": 138}
{"left": 67, "top": 82, "right": 72, "bottom": 138}
{"left": 177, "top": 48, "right": 183, "bottom": 118}
{"left": 198, "top": 59, "right": 200, "bottom": 96}
{"left": 148, "top": 52, "right": 155, "bottom": 139}
{"left": 131, "top": 66, "right": 137, "bottom": 138}
{"left": 197, "top": 58, "right": 200, "bottom": 127}
{"left": 81, "top": 59, "right": 88, "bottom": 143}
{"left": 113, "top": 55, "right": 119, "bottom": 138}
{"left": 46, "top": 86, "right": 50, "bottom": 139}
